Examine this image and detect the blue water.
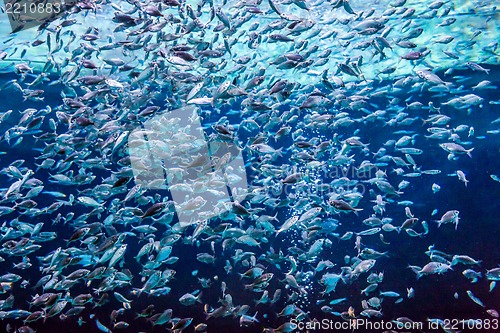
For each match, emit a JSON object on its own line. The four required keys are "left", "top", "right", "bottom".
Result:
{"left": 0, "top": 64, "right": 498, "bottom": 333}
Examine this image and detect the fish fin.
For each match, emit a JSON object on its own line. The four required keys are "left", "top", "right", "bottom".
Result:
{"left": 276, "top": 147, "right": 284, "bottom": 157}
{"left": 272, "top": 211, "right": 279, "bottom": 221}
{"left": 196, "top": 292, "right": 203, "bottom": 303}
{"left": 466, "top": 147, "right": 474, "bottom": 157}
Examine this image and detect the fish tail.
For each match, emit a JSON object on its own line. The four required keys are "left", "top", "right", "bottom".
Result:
{"left": 466, "top": 148, "right": 474, "bottom": 157}
{"left": 196, "top": 292, "right": 203, "bottom": 303}
{"left": 133, "top": 287, "right": 143, "bottom": 297}
{"left": 272, "top": 211, "right": 279, "bottom": 221}
{"left": 276, "top": 147, "right": 284, "bottom": 157}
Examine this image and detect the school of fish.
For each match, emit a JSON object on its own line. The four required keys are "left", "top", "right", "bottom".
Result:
{"left": 0, "top": 0, "right": 499, "bottom": 332}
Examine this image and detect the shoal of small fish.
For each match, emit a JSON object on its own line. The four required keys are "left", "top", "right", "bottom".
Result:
{"left": 0, "top": 0, "right": 499, "bottom": 333}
